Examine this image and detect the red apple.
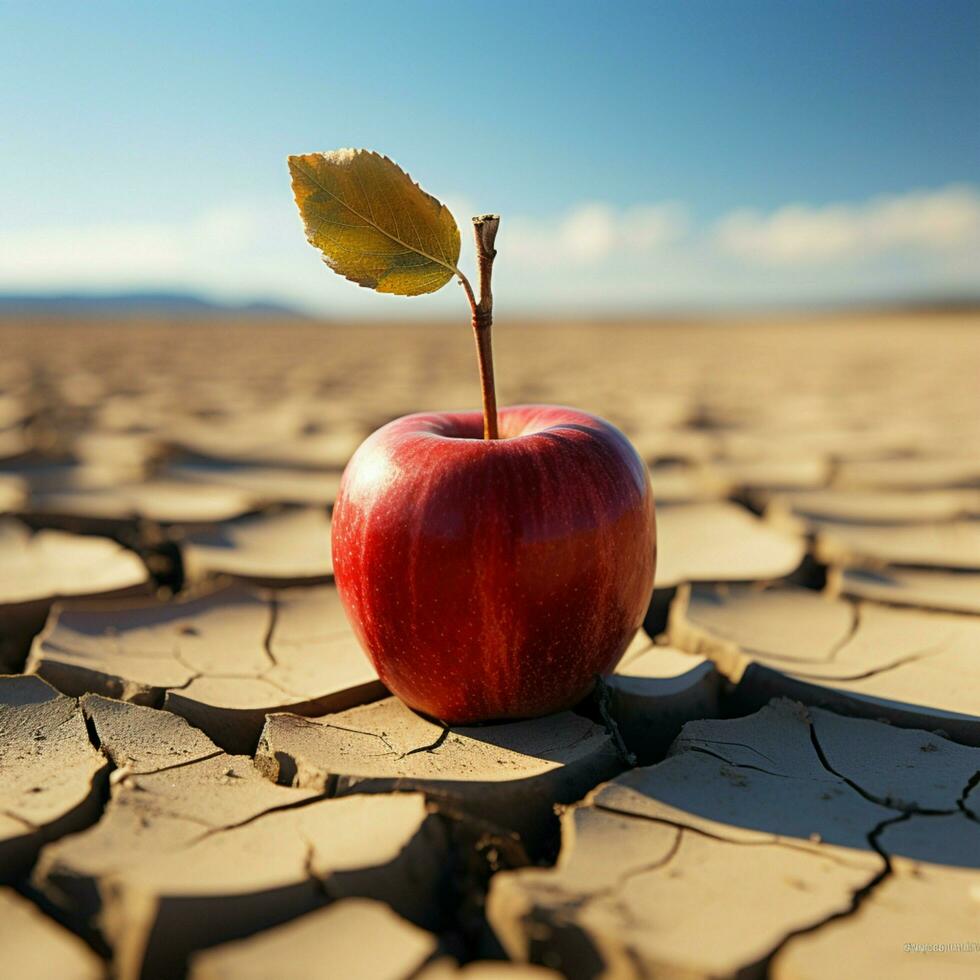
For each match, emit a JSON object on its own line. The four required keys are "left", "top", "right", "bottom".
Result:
{"left": 332, "top": 404, "right": 656, "bottom": 724}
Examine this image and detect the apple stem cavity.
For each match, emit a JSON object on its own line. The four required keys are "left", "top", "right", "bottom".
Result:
{"left": 460, "top": 215, "right": 500, "bottom": 440}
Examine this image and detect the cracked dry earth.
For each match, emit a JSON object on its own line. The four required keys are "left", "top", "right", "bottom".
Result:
{"left": 1, "top": 313, "right": 978, "bottom": 979}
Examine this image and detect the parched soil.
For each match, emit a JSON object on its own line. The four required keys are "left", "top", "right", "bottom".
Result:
{"left": 1, "top": 312, "right": 978, "bottom": 979}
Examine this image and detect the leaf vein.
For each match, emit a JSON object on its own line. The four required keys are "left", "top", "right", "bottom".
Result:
{"left": 294, "top": 157, "right": 457, "bottom": 275}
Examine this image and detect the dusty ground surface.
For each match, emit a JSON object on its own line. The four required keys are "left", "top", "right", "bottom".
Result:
{"left": 0, "top": 311, "right": 978, "bottom": 979}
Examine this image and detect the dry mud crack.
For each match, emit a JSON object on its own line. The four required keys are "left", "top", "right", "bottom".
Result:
{"left": 187, "top": 897, "right": 440, "bottom": 979}
{"left": 0, "top": 518, "right": 151, "bottom": 671}
{"left": 0, "top": 675, "right": 109, "bottom": 882}
{"left": 27, "top": 583, "right": 385, "bottom": 753}
{"left": 188, "top": 897, "right": 561, "bottom": 980}
{"left": 487, "top": 699, "right": 980, "bottom": 979}
{"left": 653, "top": 502, "right": 806, "bottom": 589}
{"left": 836, "top": 565, "right": 980, "bottom": 616}
{"left": 29, "top": 478, "right": 259, "bottom": 532}
{"left": 669, "top": 583, "right": 980, "bottom": 744}
{"left": 179, "top": 506, "right": 334, "bottom": 587}
{"left": 255, "top": 696, "right": 623, "bottom": 852}
{"left": 2, "top": 316, "right": 979, "bottom": 977}
{"left": 32, "top": 696, "right": 455, "bottom": 979}
{"left": 601, "top": 630, "right": 720, "bottom": 763}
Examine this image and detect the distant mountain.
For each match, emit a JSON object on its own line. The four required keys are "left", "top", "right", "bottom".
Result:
{"left": 0, "top": 291, "right": 305, "bottom": 317}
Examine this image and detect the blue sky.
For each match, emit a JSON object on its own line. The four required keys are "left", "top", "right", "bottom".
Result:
{"left": 1, "top": 1, "right": 977, "bottom": 315}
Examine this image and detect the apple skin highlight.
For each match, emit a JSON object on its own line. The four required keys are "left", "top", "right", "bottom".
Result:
{"left": 332, "top": 404, "right": 656, "bottom": 724}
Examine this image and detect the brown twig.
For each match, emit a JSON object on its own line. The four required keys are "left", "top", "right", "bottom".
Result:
{"left": 459, "top": 214, "right": 500, "bottom": 440}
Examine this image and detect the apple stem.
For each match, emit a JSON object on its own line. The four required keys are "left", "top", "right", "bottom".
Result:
{"left": 463, "top": 215, "right": 500, "bottom": 440}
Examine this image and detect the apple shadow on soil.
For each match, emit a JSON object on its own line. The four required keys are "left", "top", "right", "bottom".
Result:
{"left": 586, "top": 698, "right": 980, "bottom": 874}
{"left": 436, "top": 650, "right": 980, "bottom": 872}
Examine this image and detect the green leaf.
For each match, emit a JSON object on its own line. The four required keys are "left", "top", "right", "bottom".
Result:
{"left": 288, "top": 149, "right": 461, "bottom": 296}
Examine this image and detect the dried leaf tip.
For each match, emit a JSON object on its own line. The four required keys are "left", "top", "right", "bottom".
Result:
{"left": 287, "top": 149, "right": 461, "bottom": 297}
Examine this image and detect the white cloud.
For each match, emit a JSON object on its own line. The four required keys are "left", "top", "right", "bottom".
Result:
{"left": 504, "top": 202, "right": 687, "bottom": 266}
{"left": 0, "top": 206, "right": 266, "bottom": 285}
{"left": 0, "top": 185, "right": 977, "bottom": 314}
{"left": 713, "top": 185, "right": 980, "bottom": 264}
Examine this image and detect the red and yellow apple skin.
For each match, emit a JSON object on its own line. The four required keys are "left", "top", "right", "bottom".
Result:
{"left": 331, "top": 405, "right": 656, "bottom": 724}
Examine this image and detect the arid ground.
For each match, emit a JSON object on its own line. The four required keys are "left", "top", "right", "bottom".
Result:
{"left": 1, "top": 312, "right": 978, "bottom": 979}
